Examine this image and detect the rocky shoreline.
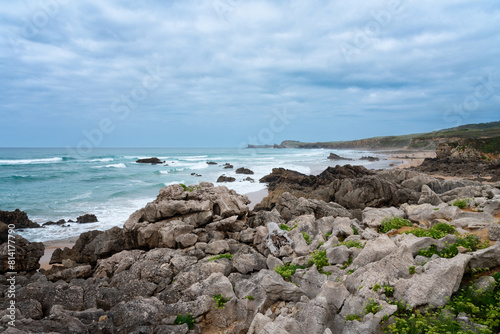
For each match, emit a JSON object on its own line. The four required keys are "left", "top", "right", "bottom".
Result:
{"left": 1, "top": 151, "right": 500, "bottom": 333}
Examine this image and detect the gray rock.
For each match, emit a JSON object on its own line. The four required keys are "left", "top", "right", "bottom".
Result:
{"left": 469, "top": 242, "right": 500, "bottom": 270}
{"left": 393, "top": 254, "right": 471, "bottom": 307}
{"left": 361, "top": 228, "right": 379, "bottom": 240}
{"left": 266, "top": 255, "right": 284, "bottom": 271}
{"left": 418, "top": 184, "right": 443, "bottom": 206}
{"left": 351, "top": 235, "right": 397, "bottom": 268}
{"left": 488, "top": 224, "right": 500, "bottom": 241}
{"left": 362, "top": 207, "right": 405, "bottom": 229}
{"left": 232, "top": 246, "right": 267, "bottom": 274}
{"left": 264, "top": 222, "right": 293, "bottom": 256}
{"left": 205, "top": 240, "right": 230, "bottom": 255}
{"left": 326, "top": 245, "right": 350, "bottom": 265}
{"left": 175, "top": 233, "right": 198, "bottom": 248}
{"left": 248, "top": 313, "right": 273, "bottom": 334}
{"left": 0, "top": 235, "right": 44, "bottom": 273}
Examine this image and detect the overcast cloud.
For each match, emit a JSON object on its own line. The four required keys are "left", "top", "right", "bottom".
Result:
{"left": 1, "top": 0, "right": 499, "bottom": 147}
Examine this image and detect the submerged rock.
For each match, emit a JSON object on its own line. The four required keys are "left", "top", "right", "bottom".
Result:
{"left": 135, "top": 157, "right": 164, "bottom": 164}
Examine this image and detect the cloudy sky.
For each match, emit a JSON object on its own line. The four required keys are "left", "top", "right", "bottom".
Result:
{"left": 1, "top": 0, "right": 499, "bottom": 148}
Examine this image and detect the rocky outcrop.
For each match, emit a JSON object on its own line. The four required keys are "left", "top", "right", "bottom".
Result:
{"left": 0, "top": 235, "right": 44, "bottom": 273}
{"left": 135, "top": 157, "right": 164, "bottom": 164}
{"left": 0, "top": 209, "right": 40, "bottom": 228}
{"left": 217, "top": 175, "right": 236, "bottom": 182}
{"left": 236, "top": 167, "right": 254, "bottom": 174}
{"left": 360, "top": 156, "right": 380, "bottom": 161}
{"left": 328, "top": 153, "right": 352, "bottom": 160}
{"left": 76, "top": 214, "right": 98, "bottom": 224}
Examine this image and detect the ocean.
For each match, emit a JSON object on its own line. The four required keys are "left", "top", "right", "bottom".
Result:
{"left": 0, "top": 147, "right": 395, "bottom": 243}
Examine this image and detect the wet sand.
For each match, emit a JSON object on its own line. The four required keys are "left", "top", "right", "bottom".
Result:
{"left": 246, "top": 188, "right": 269, "bottom": 210}
{"left": 39, "top": 239, "right": 77, "bottom": 270}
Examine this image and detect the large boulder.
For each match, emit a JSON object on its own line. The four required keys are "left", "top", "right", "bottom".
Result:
{"left": 0, "top": 235, "right": 44, "bottom": 273}
{"left": 273, "top": 192, "right": 351, "bottom": 221}
{"left": 0, "top": 209, "right": 40, "bottom": 228}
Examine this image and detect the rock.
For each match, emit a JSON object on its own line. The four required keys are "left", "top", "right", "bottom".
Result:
{"left": 76, "top": 214, "right": 98, "bottom": 223}
{"left": 136, "top": 157, "right": 164, "bottom": 164}
{"left": 264, "top": 222, "right": 293, "bottom": 256}
{"left": 205, "top": 240, "right": 230, "bottom": 255}
{"left": 360, "top": 156, "right": 380, "bottom": 161}
{"left": 0, "top": 235, "right": 44, "bottom": 273}
{"left": 236, "top": 167, "right": 254, "bottom": 174}
{"left": 351, "top": 235, "right": 397, "bottom": 268}
{"left": 393, "top": 254, "right": 471, "bottom": 307}
{"left": 469, "top": 242, "right": 500, "bottom": 270}
{"left": 108, "top": 297, "right": 166, "bottom": 331}
{"left": 175, "top": 233, "right": 198, "bottom": 248}
{"left": 42, "top": 219, "right": 67, "bottom": 226}
{"left": 232, "top": 246, "right": 267, "bottom": 274}
{"left": 0, "top": 209, "right": 40, "bottom": 228}
{"left": 418, "top": 184, "right": 443, "bottom": 206}
{"left": 327, "top": 153, "right": 352, "bottom": 160}
{"left": 362, "top": 207, "right": 405, "bottom": 229}
{"left": 248, "top": 313, "right": 273, "bottom": 334}
{"left": 0, "top": 221, "right": 8, "bottom": 244}
{"left": 207, "top": 161, "right": 218, "bottom": 165}
{"left": 217, "top": 175, "right": 236, "bottom": 182}
{"left": 274, "top": 192, "right": 351, "bottom": 221}
{"left": 488, "top": 224, "right": 500, "bottom": 241}
{"left": 326, "top": 245, "right": 350, "bottom": 265}
{"left": 402, "top": 203, "right": 460, "bottom": 222}
{"left": 245, "top": 177, "right": 255, "bottom": 182}
{"left": 266, "top": 255, "right": 284, "bottom": 271}
{"left": 224, "top": 164, "right": 234, "bottom": 169}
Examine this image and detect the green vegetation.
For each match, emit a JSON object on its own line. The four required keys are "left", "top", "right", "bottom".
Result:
{"left": 325, "top": 231, "right": 332, "bottom": 239}
{"left": 244, "top": 295, "right": 255, "bottom": 300}
{"left": 337, "top": 240, "right": 365, "bottom": 249}
{"left": 213, "top": 294, "right": 230, "bottom": 309}
{"left": 279, "top": 223, "right": 297, "bottom": 231}
{"left": 383, "top": 284, "right": 394, "bottom": 297}
{"left": 373, "top": 283, "right": 381, "bottom": 292}
{"left": 347, "top": 269, "right": 355, "bottom": 275}
{"left": 406, "top": 222, "right": 456, "bottom": 239}
{"left": 345, "top": 314, "right": 362, "bottom": 322}
{"left": 352, "top": 226, "right": 359, "bottom": 235}
{"left": 174, "top": 313, "right": 195, "bottom": 330}
{"left": 275, "top": 263, "right": 309, "bottom": 280}
{"left": 341, "top": 256, "right": 353, "bottom": 270}
{"left": 365, "top": 299, "right": 383, "bottom": 314}
{"left": 409, "top": 266, "right": 416, "bottom": 275}
{"left": 379, "top": 217, "right": 413, "bottom": 233}
{"left": 180, "top": 183, "right": 188, "bottom": 191}
{"left": 386, "top": 274, "right": 500, "bottom": 333}
{"left": 453, "top": 199, "right": 469, "bottom": 209}
{"left": 302, "top": 232, "right": 312, "bottom": 244}
{"left": 416, "top": 234, "right": 490, "bottom": 258}
{"left": 309, "top": 249, "right": 330, "bottom": 272}
{"left": 207, "top": 253, "right": 233, "bottom": 261}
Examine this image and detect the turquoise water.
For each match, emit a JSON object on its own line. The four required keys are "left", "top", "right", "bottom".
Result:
{"left": 0, "top": 147, "right": 393, "bottom": 242}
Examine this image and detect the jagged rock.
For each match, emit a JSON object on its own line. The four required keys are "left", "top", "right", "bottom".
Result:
{"left": 217, "top": 175, "right": 236, "bottom": 182}
{"left": 46, "top": 265, "right": 93, "bottom": 282}
{"left": 469, "top": 242, "right": 500, "bottom": 269}
{"left": 362, "top": 207, "right": 405, "bottom": 229}
{"left": 402, "top": 203, "right": 460, "bottom": 222}
{"left": 136, "top": 157, "right": 164, "bottom": 164}
{"left": 236, "top": 167, "right": 254, "bottom": 174}
{"left": 248, "top": 313, "right": 273, "bottom": 334}
{"left": 76, "top": 214, "right": 98, "bottom": 223}
{"left": 274, "top": 192, "right": 351, "bottom": 221}
{"left": 488, "top": 224, "right": 500, "bottom": 240}
{"left": 0, "top": 209, "right": 40, "bottom": 228}
{"left": 351, "top": 235, "right": 397, "bottom": 268}
{"left": 42, "top": 219, "right": 66, "bottom": 226}
{"left": 224, "top": 164, "right": 234, "bottom": 169}
{"left": 108, "top": 297, "right": 166, "bottom": 332}
{"left": 418, "top": 184, "right": 443, "bottom": 205}
{"left": 0, "top": 235, "right": 44, "bottom": 273}
{"left": 393, "top": 254, "right": 471, "bottom": 307}
{"left": 360, "top": 156, "right": 379, "bottom": 161}
{"left": 232, "top": 246, "right": 267, "bottom": 274}
{"left": 326, "top": 245, "right": 350, "bottom": 265}
{"left": 0, "top": 221, "right": 8, "bottom": 244}
{"left": 205, "top": 240, "right": 230, "bottom": 255}
{"left": 207, "top": 161, "right": 218, "bottom": 165}
{"left": 264, "top": 222, "right": 293, "bottom": 256}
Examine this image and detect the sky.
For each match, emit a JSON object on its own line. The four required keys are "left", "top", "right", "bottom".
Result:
{"left": 1, "top": 0, "right": 499, "bottom": 148}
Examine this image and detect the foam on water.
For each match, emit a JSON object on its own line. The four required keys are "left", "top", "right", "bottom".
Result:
{"left": 0, "top": 157, "right": 64, "bottom": 165}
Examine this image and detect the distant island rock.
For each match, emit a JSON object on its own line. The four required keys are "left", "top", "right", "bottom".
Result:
{"left": 136, "top": 157, "right": 164, "bottom": 164}
{"left": 217, "top": 175, "right": 236, "bottom": 182}
{"left": 327, "top": 153, "right": 353, "bottom": 160}
{"left": 206, "top": 161, "right": 218, "bottom": 165}
{"left": 236, "top": 167, "right": 254, "bottom": 174}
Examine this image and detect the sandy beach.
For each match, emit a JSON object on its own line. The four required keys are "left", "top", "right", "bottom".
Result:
{"left": 39, "top": 239, "right": 78, "bottom": 270}
{"left": 388, "top": 150, "right": 436, "bottom": 169}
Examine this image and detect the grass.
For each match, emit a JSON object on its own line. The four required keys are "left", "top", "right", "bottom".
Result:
{"left": 409, "top": 266, "right": 416, "bottom": 275}
{"left": 302, "top": 231, "right": 312, "bottom": 244}
{"left": 207, "top": 253, "right": 233, "bottom": 261}
{"left": 416, "top": 234, "right": 490, "bottom": 259}
{"left": 243, "top": 295, "right": 255, "bottom": 300}
{"left": 379, "top": 217, "right": 413, "bottom": 233}
{"left": 213, "top": 294, "right": 230, "bottom": 309}
{"left": 174, "top": 313, "right": 195, "bottom": 330}
{"left": 352, "top": 226, "right": 359, "bottom": 235}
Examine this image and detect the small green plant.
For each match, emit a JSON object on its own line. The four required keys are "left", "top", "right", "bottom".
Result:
{"left": 407, "top": 222, "right": 456, "bottom": 239}
{"left": 302, "top": 232, "right": 312, "bottom": 245}
{"left": 275, "top": 263, "right": 309, "bottom": 280}
{"left": 347, "top": 269, "right": 355, "bottom": 275}
{"left": 207, "top": 253, "right": 233, "bottom": 261}
{"left": 352, "top": 226, "right": 359, "bottom": 235}
{"left": 345, "top": 314, "right": 362, "bottom": 322}
{"left": 433, "top": 208, "right": 439, "bottom": 210}
{"left": 341, "top": 256, "right": 353, "bottom": 270}
{"left": 373, "top": 283, "right": 381, "bottom": 292}
{"left": 180, "top": 183, "right": 188, "bottom": 191}
{"left": 243, "top": 295, "right": 255, "bottom": 300}
{"left": 337, "top": 240, "right": 365, "bottom": 249}
{"left": 174, "top": 313, "right": 195, "bottom": 330}
{"left": 383, "top": 284, "right": 394, "bottom": 297}
{"left": 325, "top": 231, "right": 332, "bottom": 239}
{"left": 309, "top": 249, "right": 330, "bottom": 271}
{"left": 409, "top": 266, "right": 416, "bottom": 275}
{"left": 365, "top": 299, "right": 383, "bottom": 314}
{"left": 453, "top": 199, "right": 468, "bottom": 209}
{"left": 416, "top": 234, "right": 490, "bottom": 259}
{"left": 279, "top": 223, "right": 297, "bottom": 231}
{"left": 213, "top": 294, "right": 230, "bottom": 309}
{"left": 379, "top": 216, "right": 413, "bottom": 233}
